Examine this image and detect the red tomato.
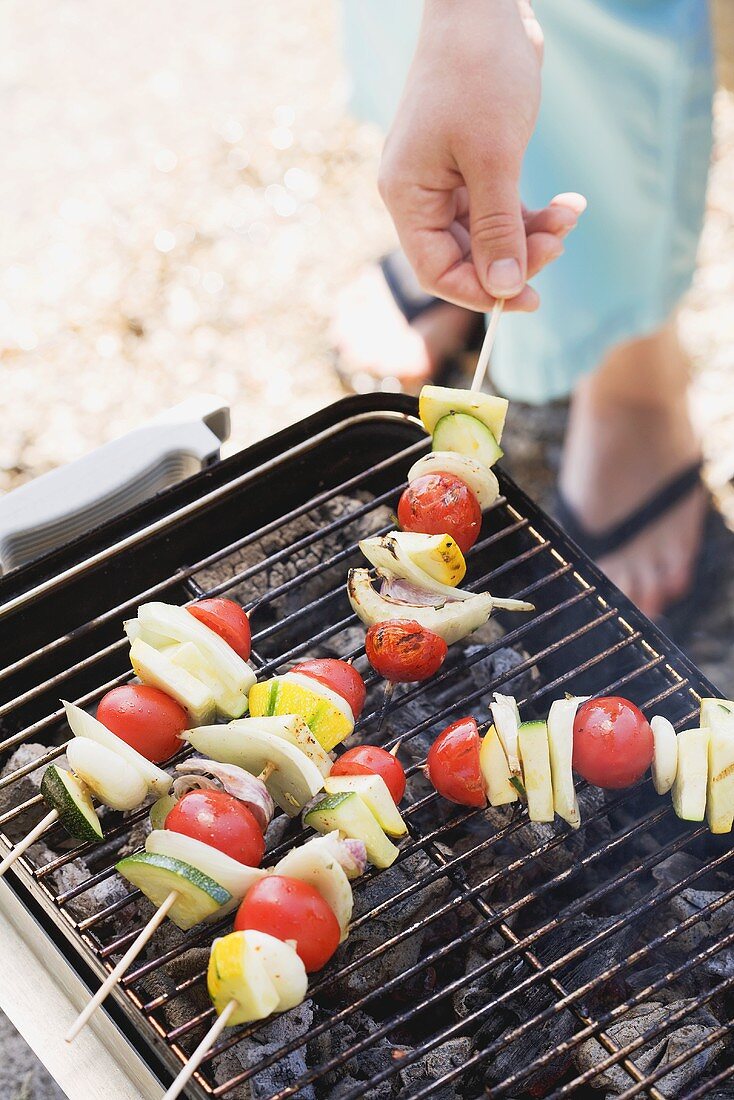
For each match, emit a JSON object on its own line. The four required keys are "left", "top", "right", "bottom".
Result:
{"left": 365, "top": 620, "right": 447, "bottom": 683}
{"left": 427, "top": 717, "right": 486, "bottom": 807}
{"left": 165, "top": 789, "right": 265, "bottom": 867}
{"left": 234, "top": 875, "right": 340, "bottom": 972}
{"left": 397, "top": 473, "right": 481, "bottom": 553}
{"left": 290, "top": 658, "right": 366, "bottom": 719}
{"left": 187, "top": 598, "right": 251, "bottom": 661}
{"left": 573, "top": 697, "right": 654, "bottom": 789}
{"left": 330, "top": 745, "right": 406, "bottom": 804}
{"left": 96, "top": 685, "right": 187, "bottom": 763}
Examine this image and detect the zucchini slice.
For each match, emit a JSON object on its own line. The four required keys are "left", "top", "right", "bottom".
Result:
{"left": 149, "top": 794, "right": 177, "bottom": 831}
{"left": 672, "top": 728, "right": 709, "bottom": 822}
{"left": 145, "top": 830, "right": 266, "bottom": 899}
{"left": 703, "top": 706, "right": 734, "bottom": 834}
{"left": 248, "top": 679, "right": 353, "bottom": 753}
{"left": 274, "top": 836, "right": 354, "bottom": 940}
{"left": 304, "top": 791, "right": 399, "bottom": 868}
{"left": 518, "top": 720, "right": 554, "bottom": 823}
{"left": 66, "top": 737, "right": 148, "bottom": 811}
{"left": 650, "top": 715, "right": 678, "bottom": 795}
{"left": 408, "top": 452, "right": 500, "bottom": 510}
{"left": 419, "top": 385, "right": 508, "bottom": 443}
{"left": 184, "top": 724, "right": 324, "bottom": 816}
{"left": 324, "top": 774, "right": 407, "bottom": 838}
{"left": 116, "top": 851, "right": 232, "bottom": 930}
{"left": 130, "top": 638, "right": 216, "bottom": 726}
{"left": 432, "top": 412, "right": 503, "bottom": 468}
{"left": 40, "top": 766, "right": 103, "bottom": 843}
{"left": 700, "top": 698, "right": 734, "bottom": 729}
{"left": 63, "top": 701, "right": 171, "bottom": 797}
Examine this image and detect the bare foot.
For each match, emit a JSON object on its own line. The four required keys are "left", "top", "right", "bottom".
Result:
{"left": 559, "top": 324, "right": 706, "bottom": 619}
{"left": 331, "top": 265, "right": 476, "bottom": 392}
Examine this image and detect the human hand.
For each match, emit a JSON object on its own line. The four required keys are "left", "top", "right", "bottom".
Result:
{"left": 378, "top": 0, "right": 586, "bottom": 311}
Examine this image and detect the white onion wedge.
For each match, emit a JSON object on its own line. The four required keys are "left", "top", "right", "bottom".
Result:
{"left": 547, "top": 697, "right": 588, "bottom": 828}
{"left": 408, "top": 452, "right": 500, "bottom": 510}
{"left": 184, "top": 725, "right": 324, "bottom": 816}
{"left": 238, "top": 931, "right": 307, "bottom": 1011}
{"left": 490, "top": 694, "right": 522, "bottom": 779}
{"left": 274, "top": 836, "right": 353, "bottom": 940}
{"left": 66, "top": 738, "right": 148, "bottom": 811}
{"left": 359, "top": 533, "right": 473, "bottom": 602}
{"left": 347, "top": 569, "right": 532, "bottom": 647}
{"left": 650, "top": 715, "right": 678, "bottom": 795}
{"left": 230, "top": 714, "right": 333, "bottom": 779}
{"left": 63, "top": 701, "right": 171, "bottom": 797}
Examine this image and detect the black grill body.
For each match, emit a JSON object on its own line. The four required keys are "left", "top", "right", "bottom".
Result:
{"left": 0, "top": 394, "right": 731, "bottom": 1100}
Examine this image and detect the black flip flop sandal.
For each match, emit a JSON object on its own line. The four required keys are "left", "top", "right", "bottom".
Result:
{"left": 332, "top": 251, "right": 484, "bottom": 395}
{"left": 554, "top": 462, "right": 704, "bottom": 561}
{"left": 555, "top": 459, "right": 726, "bottom": 641}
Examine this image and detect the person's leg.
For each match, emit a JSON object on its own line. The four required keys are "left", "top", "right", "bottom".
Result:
{"left": 559, "top": 322, "right": 706, "bottom": 618}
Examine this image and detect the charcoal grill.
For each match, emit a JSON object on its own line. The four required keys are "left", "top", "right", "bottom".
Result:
{"left": 0, "top": 392, "right": 732, "bottom": 1100}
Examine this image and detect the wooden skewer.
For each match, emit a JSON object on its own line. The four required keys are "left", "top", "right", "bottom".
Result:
{"left": 65, "top": 888, "right": 178, "bottom": 1042}
{"left": 0, "top": 808, "right": 58, "bottom": 877}
{"left": 162, "top": 998, "right": 238, "bottom": 1100}
{"left": 258, "top": 761, "right": 276, "bottom": 784}
{"left": 470, "top": 298, "right": 504, "bottom": 393}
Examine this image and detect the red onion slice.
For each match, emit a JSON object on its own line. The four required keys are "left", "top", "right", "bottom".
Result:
{"left": 174, "top": 759, "right": 275, "bottom": 832}
{"left": 379, "top": 576, "right": 460, "bottom": 607}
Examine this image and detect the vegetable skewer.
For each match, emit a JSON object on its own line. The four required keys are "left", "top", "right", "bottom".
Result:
{"left": 65, "top": 767, "right": 273, "bottom": 1041}
{"left": 424, "top": 692, "right": 734, "bottom": 835}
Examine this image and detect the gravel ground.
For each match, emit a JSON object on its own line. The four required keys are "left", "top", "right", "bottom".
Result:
{"left": 2, "top": 3, "right": 734, "bottom": 1097}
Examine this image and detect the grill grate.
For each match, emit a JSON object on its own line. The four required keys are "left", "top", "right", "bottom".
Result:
{"left": 0, "top": 396, "right": 731, "bottom": 1100}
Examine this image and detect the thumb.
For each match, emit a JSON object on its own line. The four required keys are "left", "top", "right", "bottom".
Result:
{"left": 465, "top": 155, "right": 527, "bottom": 300}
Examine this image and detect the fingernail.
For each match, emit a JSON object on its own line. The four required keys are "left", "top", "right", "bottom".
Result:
{"left": 487, "top": 259, "right": 523, "bottom": 297}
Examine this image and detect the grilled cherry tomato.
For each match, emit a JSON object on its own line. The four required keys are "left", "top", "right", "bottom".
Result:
{"left": 96, "top": 685, "right": 187, "bottom": 763}
{"left": 234, "top": 875, "right": 340, "bottom": 972}
{"left": 187, "top": 598, "right": 251, "bottom": 661}
{"left": 365, "top": 620, "right": 447, "bottom": 683}
{"left": 330, "top": 745, "right": 406, "bottom": 804}
{"left": 397, "top": 473, "right": 481, "bottom": 553}
{"left": 573, "top": 696, "right": 654, "bottom": 789}
{"left": 165, "top": 789, "right": 265, "bottom": 866}
{"left": 290, "top": 658, "right": 366, "bottom": 719}
{"left": 427, "top": 717, "right": 486, "bottom": 807}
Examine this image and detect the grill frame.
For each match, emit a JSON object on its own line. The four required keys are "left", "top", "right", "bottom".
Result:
{"left": 0, "top": 392, "right": 730, "bottom": 1100}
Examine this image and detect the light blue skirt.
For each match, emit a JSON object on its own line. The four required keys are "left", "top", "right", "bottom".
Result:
{"left": 341, "top": 0, "right": 714, "bottom": 404}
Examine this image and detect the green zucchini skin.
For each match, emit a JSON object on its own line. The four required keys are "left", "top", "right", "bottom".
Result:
{"left": 41, "top": 766, "right": 103, "bottom": 843}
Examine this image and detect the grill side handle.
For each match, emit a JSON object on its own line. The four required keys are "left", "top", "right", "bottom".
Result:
{"left": 0, "top": 394, "right": 230, "bottom": 574}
